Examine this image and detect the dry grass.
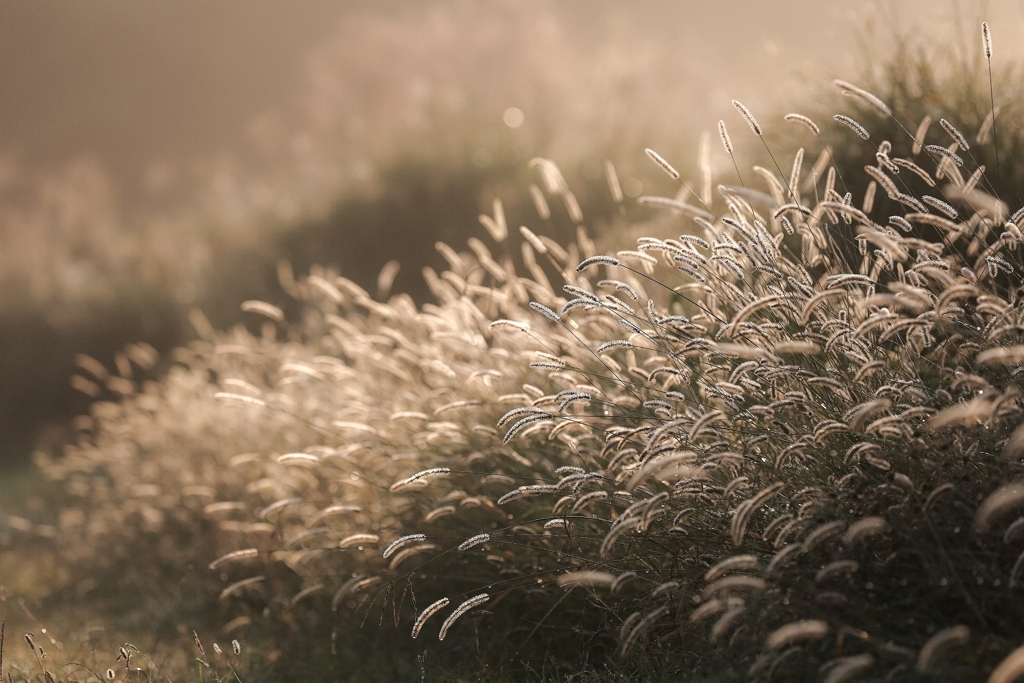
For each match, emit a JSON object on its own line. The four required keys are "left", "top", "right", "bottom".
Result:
{"left": 6, "top": 16, "right": 1024, "bottom": 683}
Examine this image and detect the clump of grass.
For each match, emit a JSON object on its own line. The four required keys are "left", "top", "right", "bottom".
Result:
{"left": 768, "top": 16, "right": 1024, "bottom": 275}
{"left": 14, "top": 18, "right": 1024, "bottom": 683}
{"left": 22, "top": 181, "right": 618, "bottom": 673}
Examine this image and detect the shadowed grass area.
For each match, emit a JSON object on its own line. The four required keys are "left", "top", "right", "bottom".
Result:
{"left": 0, "top": 297, "right": 183, "bottom": 466}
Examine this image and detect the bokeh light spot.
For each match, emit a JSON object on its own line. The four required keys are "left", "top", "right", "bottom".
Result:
{"left": 503, "top": 107, "right": 524, "bottom": 128}
{"left": 623, "top": 178, "right": 643, "bottom": 198}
